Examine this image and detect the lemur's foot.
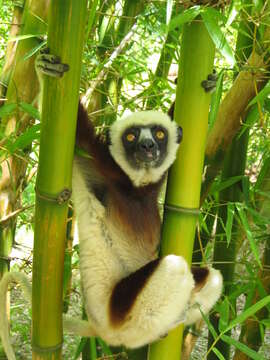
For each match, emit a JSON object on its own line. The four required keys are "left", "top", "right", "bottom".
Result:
{"left": 35, "top": 47, "right": 69, "bottom": 78}
{"left": 201, "top": 70, "right": 217, "bottom": 93}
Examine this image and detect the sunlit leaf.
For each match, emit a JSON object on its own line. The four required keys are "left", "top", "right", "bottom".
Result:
{"left": 226, "top": 295, "right": 270, "bottom": 331}
{"left": 225, "top": 203, "right": 234, "bottom": 246}
{"left": 217, "top": 298, "right": 230, "bottom": 332}
{"left": 212, "top": 347, "right": 226, "bottom": 360}
{"left": 221, "top": 335, "right": 264, "bottom": 360}
{"left": 208, "top": 70, "right": 224, "bottom": 130}
{"left": 9, "top": 33, "right": 45, "bottom": 42}
{"left": 166, "top": 0, "right": 173, "bottom": 25}
{"left": 248, "top": 81, "right": 270, "bottom": 108}
{"left": 236, "top": 204, "right": 262, "bottom": 269}
{"left": 169, "top": 6, "right": 201, "bottom": 31}
{"left": 202, "top": 8, "right": 235, "bottom": 66}
{"left": 23, "top": 40, "right": 47, "bottom": 61}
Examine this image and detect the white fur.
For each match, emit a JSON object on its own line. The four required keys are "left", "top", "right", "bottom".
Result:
{"left": 71, "top": 160, "right": 223, "bottom": 348}
{"left": 185, "top": 268, "right": 223, "bottom": 325}
{"left": 109, "top": 111, "right": 180, "bottom": 187}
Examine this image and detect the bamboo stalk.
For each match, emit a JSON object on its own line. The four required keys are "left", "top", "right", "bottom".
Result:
{"left": 201, "top": 24, "right": 270, "bottom": 199}
{"left": 32, "top": 1, "right": 87, "bottom": 359}
{"left": 148, "top": 19, "right": 215, "bottom": 360}
{"left": 233, "top": 158, "right": 270, "bottom": 359}
{"left": 0, "top": 1, "right": 24, "bottom": 102}
{"left": 0, "top": 0, "right": 49, "bottom": 357}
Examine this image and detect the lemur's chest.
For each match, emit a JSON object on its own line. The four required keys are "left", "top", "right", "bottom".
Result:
{"left": 104, "top": 188, "right": 161, "bottom": 266}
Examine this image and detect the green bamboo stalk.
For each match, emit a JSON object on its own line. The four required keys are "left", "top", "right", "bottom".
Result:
{"left": 32, "top": 1, "right": 87, "bottom": 359}
{"left": 0, "top": 1, "right": 24, "bottom": 101}
{"left": 148, "top": 19, "right": 215, "bottom": 360}
{"left": 0, "top": 1, "right": 48, "bottom": 357}
{"left": 233, "top": 158, "right": 270, "bottom": 359}
{"left": 201, "top": 24, "right": 270, "bottom": 199}
{"left": 208, "top": 6, "right": 254, "bottom": 357}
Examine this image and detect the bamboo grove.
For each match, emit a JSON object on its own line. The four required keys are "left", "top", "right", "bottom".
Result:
{"left": 0, "top": 0, "right": 270, "bottom": 359}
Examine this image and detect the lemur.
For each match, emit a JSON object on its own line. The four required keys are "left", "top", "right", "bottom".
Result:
{"left": 0, "top": 50, "right": 222, "bottom": 359}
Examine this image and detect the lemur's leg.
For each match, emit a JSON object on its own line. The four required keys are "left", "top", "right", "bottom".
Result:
{"left": 184, "top": 267, "right": 223, "bottom": 325}
{"left": 106, "top": 255, "right": 194, "bottom": 348}
{"left": 201, "top": 70, "right": 218, "bottom": 93}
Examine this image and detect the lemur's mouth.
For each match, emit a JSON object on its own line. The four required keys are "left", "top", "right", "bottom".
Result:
{"left": 135, "top": 150, "right": 159, "bottom": 165}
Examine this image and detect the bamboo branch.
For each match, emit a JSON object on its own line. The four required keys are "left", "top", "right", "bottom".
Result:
{"left": 81, "top": 23, "right": 137, "bottom": 108}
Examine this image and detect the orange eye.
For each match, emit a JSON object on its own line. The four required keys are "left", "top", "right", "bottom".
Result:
{"left": 156, "top": 130, "right": 165, "bottom": 140}
{"left": 126, "top": 133, "right": 135, "bottom": 142}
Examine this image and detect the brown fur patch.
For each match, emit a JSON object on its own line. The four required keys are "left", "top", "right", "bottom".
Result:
{"left": 191, "top": 267, "right": 209, "bottom": 292}
{"left": 108, "top": 182, "right": 162, "bottom": 253}
{"left": 109, "top": 258, "right": 160, "bottom": 326}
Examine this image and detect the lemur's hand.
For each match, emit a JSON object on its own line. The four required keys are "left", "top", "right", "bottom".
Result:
{"left": 35, "top": 47, "right": 69, "bottom": 78}
{"left": 201, "top": 70, "right": 218, "bottom": 93}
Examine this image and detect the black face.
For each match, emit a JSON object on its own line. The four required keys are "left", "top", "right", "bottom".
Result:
{"left": 122, "top": 125, "right": 168, "bottom": 169}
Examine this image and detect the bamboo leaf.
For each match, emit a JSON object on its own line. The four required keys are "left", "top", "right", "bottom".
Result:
{"left": 23, "top": 40, "right": 47, "bottom": 61}
{"left": 236, "top": 204, "right": 262, "bottom": 269}
{"left": 73, "top": 337, "right": 87, "bottom": 360}
{"left": 19, "top": 101, "right": 40, "bottom": 120}
{"left": 166, "top": 0, "right": 173, "bottom": 25}
{"left": 0, "top": 103, "right": 17, "bottom": 117}
{"left": 200, "top": 307, "right": 218, "bottom": 339}
{"left": 90, "top": 337, "right": 97, "bottom": 359}
{"left": 248, "top": 81, "right": 270, "bottom": 107}
{"left": 238, "top": 105, "right": 259, "bottom": 138}
{"left": 202, "top": 8, "right": 235, "bottom": 66}
{"left": 261, "top": 319, "right": 270, "bottom": 328}
{"left": 168, "top": 6, "right": 201, "bottom": 31}
{"left": 8, "top": 124, "right": 40, "bottom": 153}
{"left": 97, "top": 337, "right": 112, "bottom": 355}
{"left": 208, "top": 70, "right": 224, "bottom": 130}
{"left": 225, "top": 203, "right": 234, "bottom": 246}
{"left": 212, "top": 347, "right": 226, "bottom": 360}
{"left": 226, "top": 295, "right": 270, "bottom": 331}
{"left": 9, "top": 33, "right": 45, "bottom": 42}
{"left": 221, "top": 334, "right": 265, "bottom": 360}
{"left": 217, "top": 298, "right": 230, "bottom": 333}
{"left": 226, "top": 3, "right": 238, "bottom": 27}
{"left": 86, "top": 0, "right": 99, "bottom": 39}
{"left": 210, "top": 175, "right": 243, "bottom": 194}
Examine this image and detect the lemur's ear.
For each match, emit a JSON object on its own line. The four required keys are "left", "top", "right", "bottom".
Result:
{"left": 177, "top": 126, "right": 183, "bottom": 144}
{"left": 106, "top": 129, "right": 112, "bottom": 146}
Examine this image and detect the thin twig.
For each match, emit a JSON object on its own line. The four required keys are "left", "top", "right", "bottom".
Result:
{"left": 81, "top": 23, "right": 138, "bottom": 108}
{"left": 0, "top": 204, "right": 34, "bottom": 225}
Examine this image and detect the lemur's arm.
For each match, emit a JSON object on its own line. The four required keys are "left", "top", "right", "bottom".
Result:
{"left": 76, "top": 103, "right": 127, "bottom": 183}
{"left": 0, "top": 272, "right": 95, "bottom": 360}
{"left": 36, "top": 49, "right": 126, "bottom": 184}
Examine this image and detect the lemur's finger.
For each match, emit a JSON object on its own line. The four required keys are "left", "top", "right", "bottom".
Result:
{"left": 36, "top": 62, "right": 69, "bottom": 77}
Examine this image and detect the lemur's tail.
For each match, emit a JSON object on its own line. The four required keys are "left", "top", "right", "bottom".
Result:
{"left": 0, "top": 272, "right": 31, "bottom": 360}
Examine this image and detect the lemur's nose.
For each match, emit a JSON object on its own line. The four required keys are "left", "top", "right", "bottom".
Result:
{"left": 139, "top": 139, "right": 155, "bottom": 151}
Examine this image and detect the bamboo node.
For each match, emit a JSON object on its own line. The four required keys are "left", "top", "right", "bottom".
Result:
{"left": 32, "top": 341, "right": 63, "bottom": 354}
{"left": 164, "top": 204, "right": 200, "bottom": 215}
{"left": 35, "top": 187, "right": 72, "bottom": 204}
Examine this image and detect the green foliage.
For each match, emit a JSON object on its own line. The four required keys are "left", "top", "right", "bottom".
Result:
{"left": 0, "top": 0, "right": 270, "bottom": 359}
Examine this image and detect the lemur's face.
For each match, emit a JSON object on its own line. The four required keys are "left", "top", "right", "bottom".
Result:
{"left": 108, "top": 111, "right": 182, "bottom": 186}
{"left": 122, "top": 125, "right": 170, "bottom": 169}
